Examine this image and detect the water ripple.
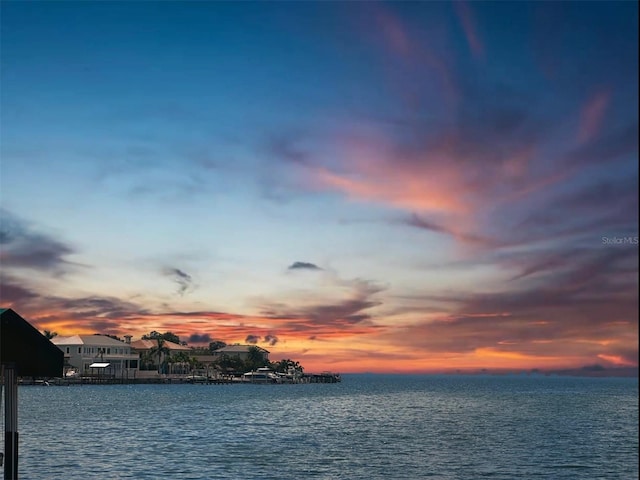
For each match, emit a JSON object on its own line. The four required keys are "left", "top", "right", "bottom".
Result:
{"left": 4, "top": 375, "right": 637, "bottom": 479}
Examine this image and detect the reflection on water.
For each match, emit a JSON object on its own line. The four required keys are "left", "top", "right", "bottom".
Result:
{"left": 4, "top": 375, "right": 638, "bottom": 479}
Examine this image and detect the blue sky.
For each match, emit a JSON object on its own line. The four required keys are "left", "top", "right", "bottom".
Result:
{"left": 1, "top": 1, "right": 637, "bottom": 373}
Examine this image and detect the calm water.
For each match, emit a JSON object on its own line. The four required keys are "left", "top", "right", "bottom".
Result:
{"left": 3, "top": 374, "right": 638, "bottom": 479}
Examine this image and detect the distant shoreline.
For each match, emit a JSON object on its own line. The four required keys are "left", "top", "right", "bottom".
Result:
{"left": 16, "top": 368, "right": 638, "bottom": 386}
{"left": 18, "top": 371, "right": 342, "bottom": 386}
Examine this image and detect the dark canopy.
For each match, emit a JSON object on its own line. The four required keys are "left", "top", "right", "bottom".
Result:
{"left": 1, "top": 308, "right": 63, "bottom": 377}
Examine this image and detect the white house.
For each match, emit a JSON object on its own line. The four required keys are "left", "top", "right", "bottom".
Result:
{"left": 52, "top": 334, "right": 139, "bottom": 378}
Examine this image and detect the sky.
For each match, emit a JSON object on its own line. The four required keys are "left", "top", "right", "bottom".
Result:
{"left": 1, "top": 1, "right": 638, "bottom": 374}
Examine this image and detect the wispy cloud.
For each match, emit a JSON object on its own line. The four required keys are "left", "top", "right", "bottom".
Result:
{"left": 565, "top": 122, "right": 638, "bottom": 168}
{"left": 405, "top": 213, "right": 498, "bottom": 247}
{"left": 0, "top": 208, "right": 78, "bottom": 274}
{"left": 1, "top": 2, "right": 636, "bottom": 374}
{"left": 391, "top": 243, "right": 638, "bottom": 367}
{"left": 0, "top": 275, "right": 152, "bottom": 334}
{"left": 453, "top": 1, "right": 484, "bottom": 60}
{"left": 258, "top": 278, "right": 385, "bottom": 339}
{"left": 577, "top": 90, "right": 611, "bottom": 144}
{"left": 288, "top": 261, "right": 322, "bottom": 271}
{"left": 163, "top": 267, "right": 194, "bottom": 296}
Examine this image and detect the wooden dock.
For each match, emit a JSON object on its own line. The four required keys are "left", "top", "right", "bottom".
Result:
{"left": 20, "top": 372, "right": 341, "bottom": 385}
{"left": 302, "top": 372, "right": 341, "bottom": 383}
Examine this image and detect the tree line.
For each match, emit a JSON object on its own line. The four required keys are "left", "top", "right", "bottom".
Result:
{"left": 43, "top": 329, "right": 304, "bottom": 376}
{"left": 139, "top": 331, "right": 304, "bottom": 376}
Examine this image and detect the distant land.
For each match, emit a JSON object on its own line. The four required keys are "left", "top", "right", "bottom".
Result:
{"left": 473, "top": 366, "right": 639, "bottom": 378}
{"left": 354, "top": 366, "right": 639, "bottom": 378}
{"left": 541, "top": 365, "right": 638, "bottom": 378}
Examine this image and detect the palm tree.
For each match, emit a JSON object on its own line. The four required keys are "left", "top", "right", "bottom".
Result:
{"left": 216, "top": 354, "right": 244, "bottom": 376}
{"left": 245, "top": 346, "right": 267, "bottom": 372}
{"left": 140, "top": 351, "right": 155, "bottom": 371}
{"left": 171, "top": 351, "right": 195, "bottom": 374}
{"left": 43, "top": 330, "right": 58, "bottom": 339}
{"left": 150, "top": 338, "right": 170, "bottom": 374}
{"left": 273, "top": 358, "right": 304, "bottom": 375}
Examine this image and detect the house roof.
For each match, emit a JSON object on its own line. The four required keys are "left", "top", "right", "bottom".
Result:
{"left": 214, "top": 344, "right": 270, "bottom": 354}
{"left": 1, "top": 308, "right": 64, "bottom": 377}
{"left": 129, "top": 339, "right": 191, "bottom": 351}
{"left": 52, "top": 335, "right": 129, "bottom": 347}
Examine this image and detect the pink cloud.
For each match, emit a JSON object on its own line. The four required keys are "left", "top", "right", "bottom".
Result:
{"left": 597, "top": 354, "right": 637, "bottom": 367}
{"left": 312, "top": 162, "right": 468, "bottom": 215}
{"left": 375, "top": 10, "right": 412, "bottom": 58}
{"left": 454, "top": 1, "right": 484, "bottom": 60}
{"left": 577, "top": 90, "right": 611, "bottom": 144}
{"left": 371, "top": 5, "right": 460, "bottom": 107}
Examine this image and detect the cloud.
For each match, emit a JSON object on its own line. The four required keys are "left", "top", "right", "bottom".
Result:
{"left": 511, "top": 175, "right": 638, "bottom": 247}
{"left": 163, "top": 267, "right": 194, "bottom": 296}
{"left": 258, "top": 278, "right": 386, "bottom": 339}
{"left": 0, "top": 274, "right": 39, "bottom": 303}
{"left": 0, "top": 208, "right": 77, "bottom": 274}
{"left": 267, "top": 74, "right": 558, "bottom": 251}
{"left": 369, "top": 3, "right": 459, "bottom": 104}
{"left": 288, "top": 261, "right": 322, "bottom": 271}
{"left": 0, "top": 275, "right": 153, "bottom": 335}
{"left": 453, "top": 1, "right": 484, "bottom": 60}
{"left": 577, "top": 90, "right": 611, "bottom": 144}
{"left": 188, "top": 333, "right": 212, "bottom": 344}
{"left": 565, "top": 122, "right": 638, "bottom": 169}
{"left": 391, "top": 243, "right": 638, "bottom": 366}
{"left": 405, "top": 213, "right": 498, "bottom": 247}
{"left": 243, "top": 334, "right": 279, "bottom": 346}
{"left": 263, "top": 3, "right": 636, "bottom": 264}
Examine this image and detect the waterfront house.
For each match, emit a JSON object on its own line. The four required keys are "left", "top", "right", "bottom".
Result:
{"left": 129, "top": 338, "right": 191, "bottom": 372}
{"left": 212, "top": 344, "right": 270, "bottom": 361}
{"left": 52, "top": 334, "right": 139, "bottom": 379}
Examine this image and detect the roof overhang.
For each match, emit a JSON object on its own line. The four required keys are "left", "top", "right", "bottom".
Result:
{"left": 89, "top": 362, "right": 111, "bottom": 368}
{"left": 1, "top": 308, "right": 64, "bottom": 377}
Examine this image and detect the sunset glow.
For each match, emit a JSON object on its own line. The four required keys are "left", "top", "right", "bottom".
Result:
{"left": 1, "top": 1, "right": 637, "bottom": 375}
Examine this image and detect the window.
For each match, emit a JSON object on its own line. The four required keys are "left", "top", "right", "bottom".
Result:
{"left": 66, "top": 347, "right": 70, "bottom": 354}
{"left": 107, "top": 348, "right": 111, "bottom": 354}
{"left": 78, "top": 347, "right": 82, "bottom": 354}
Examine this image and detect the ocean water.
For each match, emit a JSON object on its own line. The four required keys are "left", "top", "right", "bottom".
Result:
{"left": 3, "top": 374, "right": 638, "bottom": 479}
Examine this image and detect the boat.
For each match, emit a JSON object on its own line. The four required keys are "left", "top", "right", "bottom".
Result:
{"left": 242, "top": 367, "right": 280, "bottom": 383}
{"left": 184, "top": 374, "right": 207, "bottom": 383}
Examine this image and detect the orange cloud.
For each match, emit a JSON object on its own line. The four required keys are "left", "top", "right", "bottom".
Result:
{"left": 15, "top": 300, "right": 639, "bottom": 374}
{"left": 313, "top": 163, "right": 468, "bottom": 215}
{"left": 597, "top": 354, "right": 636, "bottom": 367}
